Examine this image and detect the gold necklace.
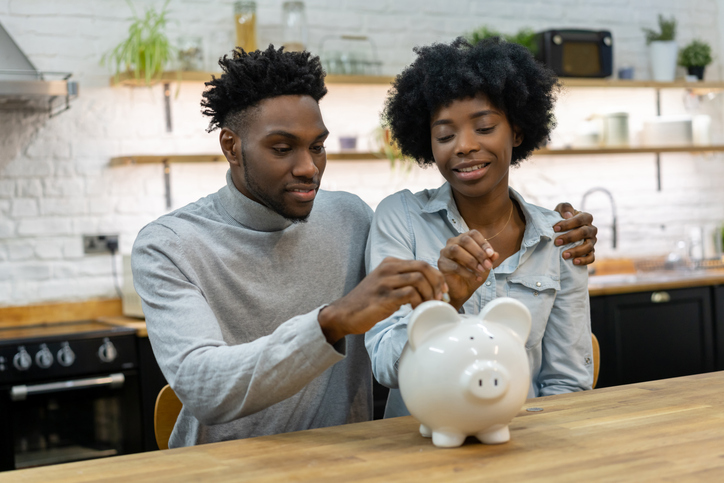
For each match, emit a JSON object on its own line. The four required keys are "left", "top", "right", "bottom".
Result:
{"left": 485, "top": 204, "right": 514, "bottom": 241}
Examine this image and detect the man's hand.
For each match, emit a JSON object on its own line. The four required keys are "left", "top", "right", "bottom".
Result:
{"left": 553, "top": 202, "right": 598, "bottom": 266}
{"left": 318, "top": 257, "right": 447, "bottom": 344}
{"left": 438, "top": 230, "right": 499, "bottom": 311}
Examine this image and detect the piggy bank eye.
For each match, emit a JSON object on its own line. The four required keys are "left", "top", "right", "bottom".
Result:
{"left": 470, "top": 336, "right": 474, "bottom": 340}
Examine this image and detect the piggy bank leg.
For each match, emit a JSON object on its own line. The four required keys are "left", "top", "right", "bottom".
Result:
{"left": 419, "top": 424, "right": 432, "bottom": 438}
{"left": 477, "top": 424, "right": 510, "bottom": 444}
{"left": 431, "top": 430, "right": 466, "bottom": 448}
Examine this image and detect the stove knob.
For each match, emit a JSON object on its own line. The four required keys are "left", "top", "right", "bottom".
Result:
{"left": 57, "top": 343, "right": 75, "bottom": 367}
{"left": 13, "top": 347, "right": 32, "bottom": 371}
{"left": 98, "top": 338, "right": 117, "bottom": 363}
{"left": 35, "top": 344, "right": 54, "bottom": 369}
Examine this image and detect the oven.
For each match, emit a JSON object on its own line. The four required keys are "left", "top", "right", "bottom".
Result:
{"left": 0, "top": 321, "right": 143, "bottom": 471}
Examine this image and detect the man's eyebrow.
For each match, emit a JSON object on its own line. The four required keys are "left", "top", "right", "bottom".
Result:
{"left": 265, "top": 129, "right": 329, "bottom": 141}
{"left": 431, "top": 109, "right": 499, "bottom": 128}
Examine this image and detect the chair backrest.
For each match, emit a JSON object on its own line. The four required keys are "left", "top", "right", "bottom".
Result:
{"left": 154, "top": 384, "right": 182, "bottom": 450}
{"left": 592, "top": 333, "right": 600, "bottom": 389}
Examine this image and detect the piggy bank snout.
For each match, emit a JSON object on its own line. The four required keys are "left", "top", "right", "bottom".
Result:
{"left": 461, "top": 363, "right": 509, "bottom": 400}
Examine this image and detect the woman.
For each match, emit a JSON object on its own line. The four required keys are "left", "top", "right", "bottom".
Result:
{"left": 365, "top": 37, "right": 594, "bottom": 418}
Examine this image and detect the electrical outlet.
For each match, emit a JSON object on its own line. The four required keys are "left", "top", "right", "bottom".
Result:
{"left": 83, "top": 234, "right": 119, "bottom": 255}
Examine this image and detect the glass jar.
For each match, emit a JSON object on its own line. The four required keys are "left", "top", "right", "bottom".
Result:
{"left": 282, "top": 1, "right": 308, "bottom": 52}
{"left": 234, "top": 2, "right": 258, "bottom": 52}
{"left": 177, "top": 36, "right": 203, "bottom": 71}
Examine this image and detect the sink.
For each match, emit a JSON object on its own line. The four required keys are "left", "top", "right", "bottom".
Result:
{"left": 589, "top": 273, "right": 638, "bottom": 285}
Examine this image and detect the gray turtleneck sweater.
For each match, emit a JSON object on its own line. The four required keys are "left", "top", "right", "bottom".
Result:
{"left": 132, "top": 170, "right": 374, "bottom": 448}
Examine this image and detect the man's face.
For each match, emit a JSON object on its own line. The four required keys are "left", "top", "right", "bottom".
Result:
{"left": 222, "top": 95, "right": 329, "bottom": 222}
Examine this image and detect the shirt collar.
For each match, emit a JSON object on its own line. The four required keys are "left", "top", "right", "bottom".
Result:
{"left": 218, "top": 169, "right": 293, "bottom": 232}
{"left": 422, "top": 182, "right": 555, "bottom": 246}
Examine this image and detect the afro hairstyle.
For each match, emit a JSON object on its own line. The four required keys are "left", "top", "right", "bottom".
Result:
{"left": 382, "top": 37, "right": 559, "bottom": 167}
{"left": 201, "top": 45, "right": 327, "bottom": 133}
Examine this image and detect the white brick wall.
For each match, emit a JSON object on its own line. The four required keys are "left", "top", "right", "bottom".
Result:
{"left": 1, "top": 0, "right": 724, "bottom": 306}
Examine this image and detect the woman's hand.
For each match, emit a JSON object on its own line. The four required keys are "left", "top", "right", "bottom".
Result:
{"left": 438, "top": 230, "right": 499, "bottom": 310}
{"left": 553, "top": 203, "right": 598, "bottom": 266}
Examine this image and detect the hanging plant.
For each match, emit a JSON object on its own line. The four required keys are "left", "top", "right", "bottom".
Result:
{"left": 102, "top": 0, "right": 174, "bottom": 85}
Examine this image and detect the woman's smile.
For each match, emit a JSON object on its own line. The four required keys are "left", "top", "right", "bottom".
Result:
{"left": 451, "top": 160, "right": 492, "bottom": 181}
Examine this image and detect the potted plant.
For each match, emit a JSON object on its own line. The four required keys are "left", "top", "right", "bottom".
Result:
{"left": 102, "top": 0, "right": 174, "bottom": 85}
{"left": 467, "top": 26, "right": 538, "bottom": 56}
{"left": 678, "top": 39, "right": 712, "bottom": 80}
{"left": 642, "top": 15, "right": 677, "bottom": 82}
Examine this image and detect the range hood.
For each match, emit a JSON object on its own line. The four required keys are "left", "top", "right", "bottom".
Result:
{"left": 0, "top": 22, "right": 77, "bottom": 116}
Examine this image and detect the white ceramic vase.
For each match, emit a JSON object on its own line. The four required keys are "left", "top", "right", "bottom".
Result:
{"left": 649, "top": 40, "right": 678, "bottom": 82}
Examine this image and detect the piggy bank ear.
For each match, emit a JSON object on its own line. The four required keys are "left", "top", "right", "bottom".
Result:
{"left": 479, "top": 297, "right": 531, "bottom": 343}
{"left": 408, "top": 301, "right": 459, "bottom": 351}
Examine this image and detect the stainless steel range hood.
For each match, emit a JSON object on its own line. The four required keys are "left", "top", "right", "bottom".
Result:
{"left": 0, "top": 22, "right": 78, "bottom": 116}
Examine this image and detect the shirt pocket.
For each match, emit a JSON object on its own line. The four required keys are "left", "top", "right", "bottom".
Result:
{"left": 417, "top": 256, "right": 440, "bottom": 270}
{"left": 507, "top": 275, "right": 560, "bottom": 350}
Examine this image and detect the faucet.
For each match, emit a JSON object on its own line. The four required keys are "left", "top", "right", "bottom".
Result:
{"left": 581, "top": 187, "right": 617, "bottom": 249}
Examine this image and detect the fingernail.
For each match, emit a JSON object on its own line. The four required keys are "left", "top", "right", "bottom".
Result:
{"left": 563, "top": 252, "right": 571, "bottom": 259}
{"left": 485, "top": 248, "right": 494, "bottom": 256}
{"left": 553, "top": 225, "right": 561, "bottom": 232}
{"left": 574, "top": 259, "right": 581, "bottom": 265}
{"left": 483, "top": 260, "right": 492, "bottom": 270}
{"left": 477, "top": 264, "right": 484, "bottom": 272}
{"left": 477, "top": 276, "right": 483, "bottom": 282}
{"left": 563, "top": 212, "right": 573, "bottom": 219}
{"left": 555, "top": 239, "right": 563, "bottom": 246}
{"left": 442, "top": 292, "right": 451, "bottom": 303}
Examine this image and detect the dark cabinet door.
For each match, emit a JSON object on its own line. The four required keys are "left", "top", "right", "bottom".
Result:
{"left": 591, "top": 286, "right": 714, "bottom": 387}
{"left": 714, "top": 285, "right": 724, "bottom": 371}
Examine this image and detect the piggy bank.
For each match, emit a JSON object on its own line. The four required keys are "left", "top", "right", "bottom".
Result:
{"left": 398, "top": 297, "right": 531, "bottom": 448}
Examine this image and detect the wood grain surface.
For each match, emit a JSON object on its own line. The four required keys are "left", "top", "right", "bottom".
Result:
{"left": 6, "top": 372, "right": 724, "bottom": 482}
{"left": 0, "top": 299, "right": 122, "bottom": 328}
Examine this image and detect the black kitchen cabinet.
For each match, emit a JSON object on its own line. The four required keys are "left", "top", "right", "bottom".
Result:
{"left": 714, "top": 285, "right": 724, "bottom": 371}
{"left": 137, "top": 337, "right": 168, "bottom": 451}
{"left": 591, "top": 286, "right": 715, "bottom": 388}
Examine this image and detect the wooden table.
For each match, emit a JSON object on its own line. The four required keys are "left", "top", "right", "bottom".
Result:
{"left": 7, "top": 372, "right": 724, "bottom": 482}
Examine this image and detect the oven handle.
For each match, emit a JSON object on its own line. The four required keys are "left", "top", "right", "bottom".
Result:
{"left": 10, "top": 373, "right": 125, "bottom": 401}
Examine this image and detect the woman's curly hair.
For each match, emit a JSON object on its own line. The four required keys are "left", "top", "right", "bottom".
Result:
{"left": 201, "top": 45, "right": 327, "bottom": 133}
{"left": 383, "top": 37, "right": 559, "bottom": 167}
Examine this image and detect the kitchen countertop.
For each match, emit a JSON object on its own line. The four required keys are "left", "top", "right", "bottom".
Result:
{"left": 7, "top": 371, "right": 724, "bottom": 482}
{"left": 588, "top": 268, "right": 724, "bottom": 296}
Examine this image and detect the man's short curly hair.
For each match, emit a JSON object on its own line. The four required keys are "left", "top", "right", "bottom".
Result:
{"left": 201, "top": 45, "right": 327, "bottom": 133}
{"left": 383, "top": 37, "right": 559, "bottom": 167}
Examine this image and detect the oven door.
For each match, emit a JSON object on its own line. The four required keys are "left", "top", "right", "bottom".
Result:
{"left": 0, "top": 370, "right": 142, "bottom": 471}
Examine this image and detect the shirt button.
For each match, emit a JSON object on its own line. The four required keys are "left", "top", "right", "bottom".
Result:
{"left": 452, "top": 219, "right": 457, "bottom": 224}
{"left": 536, "top": 281, "right": 542, "bottom": 287}
{"left": 534, "top": 291, "right": 539, "bottom": 296}
{"left": 486, "top": 281, "right": 492, "bottom": 286}
{"left": 585, "top": 357, "right": 592, "bottom": 364}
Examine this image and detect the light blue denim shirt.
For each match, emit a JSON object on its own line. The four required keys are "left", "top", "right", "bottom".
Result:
{"left": 365, "top": 183, "right": 593, "bottom": 418}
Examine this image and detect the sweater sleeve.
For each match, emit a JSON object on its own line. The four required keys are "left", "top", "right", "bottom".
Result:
{"left": 131, "top": 223, "right": 345, "bottom": 425}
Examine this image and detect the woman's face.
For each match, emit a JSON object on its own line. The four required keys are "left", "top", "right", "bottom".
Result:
{"left": 430, "top": 93, "right": 522, "bottom": 200}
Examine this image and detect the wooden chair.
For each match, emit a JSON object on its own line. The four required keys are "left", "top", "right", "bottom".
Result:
{"left": 592, "top": 333, "right": 600, "bottom": 389}
{"left": 154, "top": 384, "right": 183, "bottom": 450}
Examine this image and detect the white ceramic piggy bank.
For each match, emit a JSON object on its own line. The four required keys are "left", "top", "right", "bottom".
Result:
{"left": 398, "top": 297, "right": 531, "bottom": 448}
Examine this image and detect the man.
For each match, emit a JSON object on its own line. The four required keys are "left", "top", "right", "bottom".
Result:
{"left": 132, "top": 46, "right": 597, "bottom": 448}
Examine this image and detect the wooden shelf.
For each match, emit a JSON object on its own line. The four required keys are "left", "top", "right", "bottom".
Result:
{"left": 109, "top": 152, "right": 389, "bottom": 166}
{"left": 110, "top": 154, "right": 226, "bottom": 166}
{"left": 110, "top": 146, "right": 724, "bottom": 167}
{"left": 109, "top": 71, "right": 724, "bottom": 91}
{"left": 536, "top": 145, "right": 724, "bottom": 155}
{"left": 109, "top": 71, "right": 395, "bottom": 87}
{"left": 559, "top": 78, "right": 724, "bottom": 90}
